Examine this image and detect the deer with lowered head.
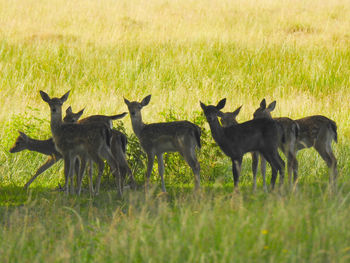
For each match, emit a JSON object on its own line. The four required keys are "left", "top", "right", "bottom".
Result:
{"left": 200, "top": 99, "right": 285, "bottom": 190}
{"left": 40, "top": 90, "right": 122, "bottom": 196}
{"left": 63, "top": 106, "right": 136, "bottom": 194}
{"left": 253, "top": 99, "right": 338, "bottom": 185}
{"left": 10, "top": 131, "right": 63, "bottom": 189}
{"left": 124, "top": 95, "right": 201, "bottom": 192}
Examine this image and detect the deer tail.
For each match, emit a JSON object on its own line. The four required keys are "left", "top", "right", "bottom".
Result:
{"left": 329, "top": 120, "right": 338, "bottom": 143}
{"left": 294, "top": 122, "right": 300, "bottom": 139}
{"left": 109, "top": 112, "right": 128, "bottom": 120}
{"left": 193, "top": 125, "right": 202, "bottom": 149}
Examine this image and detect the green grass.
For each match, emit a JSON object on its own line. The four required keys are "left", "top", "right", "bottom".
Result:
{"left": 1, "top": 0, "right": 350, "bottom": 261}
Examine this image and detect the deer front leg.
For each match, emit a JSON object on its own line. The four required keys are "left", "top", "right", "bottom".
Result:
{"left": 157, "top": 154, "right": 166, "bottom": 192}
{"left": 88, "top": 160, "right": 94, "bottom": 197}
{"left": 251, "top": 152, "right": 259, "bottom": 191}
{"left": 145, "top": 153, "right": 155, "bottom": 192}
{"left": 77, "top": 157, "right": 87, "bottom": 196}
{"left": 24, "top": 156, "right": 58, "bottom": 189}
{"left": 231, "top": 157, "right": 242, "bottom": 190}
{"left": 260, "top": 155, "right": 267, "bottom": 192}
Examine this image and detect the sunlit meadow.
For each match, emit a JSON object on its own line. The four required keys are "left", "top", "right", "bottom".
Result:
{"left": 0, "top": 0, "right": 350, "bottom": 262}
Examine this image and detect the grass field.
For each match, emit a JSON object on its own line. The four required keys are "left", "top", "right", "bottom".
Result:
{"left": 1, "top": 0, "right": 350, "bottom": 262}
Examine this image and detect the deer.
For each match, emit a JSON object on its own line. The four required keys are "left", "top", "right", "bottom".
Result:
{"left": 250, "top": 99, "right": 299, "bottom": 189}
{"left": 63, "top": 106, "right": 136, "bottom": 194}
{"left": 10, "top": 131, "right": 63, "bottom": 189}
{"left": 253, "top": 99, "right": 338, "bottom": 186}
{"left": 219, "top": 105, "right": 267, "bottom": 190}
{"left": 200, "top": 99, "right": 285, "bottom": 190}
{"left": 39, "top": 90, "right": 122, "bottom": 196}
{"left": 124, "top": 95, "right": 201, "bottom": 192}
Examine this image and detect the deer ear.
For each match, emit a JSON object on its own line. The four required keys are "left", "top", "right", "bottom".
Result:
{"left": 124, "top": 97, "right": 131, "bottom": 106}
{"left": 200, "top": 101, "right": 206, "bottom": 111}
{"left": 18, "top": 131, "right": 27, "bottom": 139}
{"left": 232, "top": 105, "right": 242, "bottom": 118}
{"left": 141, "top": 95, "right": 151, "bottom": 107}
{"left": 40, "top": 90, "right": 51, "bottom": 102}
{"left": 267, "top": 101, "right": 276, "bottom": 112}
{"left": 77, "top": 108, "right": 85, "bottom": 119}
{"left": 66, "top": 106, "right": 72, "bottom": 114}
{"left": 260, "top": 99, "right": 266, "bottom": 109}
{"left": 216, "top": 98, "right": 226, "bottom": 110}
{"left": 60, "top": 91, "right": 70, "bottom": 103}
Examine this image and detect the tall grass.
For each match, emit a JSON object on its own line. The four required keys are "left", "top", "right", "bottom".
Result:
{"left": 0, "top": 0, "right": 350, "bottom": 261}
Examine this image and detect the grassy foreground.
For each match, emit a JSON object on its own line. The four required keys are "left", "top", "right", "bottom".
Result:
{"left": 0, "top": 0, "right": 350, "bottom": 262}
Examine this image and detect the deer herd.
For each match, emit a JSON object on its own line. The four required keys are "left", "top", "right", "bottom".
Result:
{"left": 9, "top": 91, "right": 338, "bottom": 196}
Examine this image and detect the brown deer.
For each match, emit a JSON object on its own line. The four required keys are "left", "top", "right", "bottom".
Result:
{"left": 219, "top": 105, "right": 268, "bottom": 191}
{"left": 63, "top": 106, "right": 136, "bottom": 194}
{"left": 124, "top": 95, "right": 201, "bottom": 192}
{"left": 253, "top": 98, "right": 337, "bottom": 186}
{"left": 200, "top": 99, "right": 284, "bottom": 190}
{"left": 10, "top": 131, "right": 63, "bottom": 189}
{"left": 39, "top": 90, "right": 122, "bottom": 196}
{"left": 252, "top": 99, "right": 299, "bottom": 188}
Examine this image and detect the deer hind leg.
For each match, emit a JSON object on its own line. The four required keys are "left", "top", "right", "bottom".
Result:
{"left": 181, "top": 146, "right": 201, "bottom": 190}
{"left": 100, "top": 147, "right": 122, "bottom": 197}
{"left": 314, "top": 140, "right": 337, "bottom": 185}
{"left": 87, "top": 160, "right": 94, "bottom": 197}
{"left": 262, "top": 150, "right": 284, "bottom": 190}
{"left": 114, "top": 146, "right": 136, "bottom": 190}
{"left": 287, "top": 150, "right": 299, "bottom": 186}
{"left": 93, "top": 158, "right": 105, "bottom": 196}
{"left": 157, "top": 154, "right": 166, "bottom": 192}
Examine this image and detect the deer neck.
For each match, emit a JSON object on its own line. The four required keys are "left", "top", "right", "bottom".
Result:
{"left": 49, "top": 110, "right": 63, "bottom": 138}
{"left": 130, "top": 113, "right": 145, "bottom": 138}
{"left": 208, "top": 117, "right": 225, "bottom": 144}
{"left": 25, "top": 137, "right": 55, "bottom": 155}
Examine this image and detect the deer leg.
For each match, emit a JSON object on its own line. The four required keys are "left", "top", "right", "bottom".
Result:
{"left": 87, "top": 160, "right": 94, "bottom": 197}
{"left": 100, "top": 148, "right": 122, "bottom": 197}
{"left": 77, "top": 157, "right": 87, "bottom": 196}
{"left": 63, "top": 157, "right": 70, "bottom": 195}
{"left": 94, "top": 159, "right": 105, "bottom": 196}
{"left": 181, "top": 147, "right": 201, "bottom": 191}
{"left": 231, "top": 157, "right": 242, "bottom": 190}
{"left": 314, "top": 142, "right": 337, "bottom": 186}
{"left": 260, "top": 155, "right": 267, "bottom": 192}
{"left": 74, "top": 158, "right": 80, "bottom": 189}
{"left": 24, "top": 156, "right": 59, "bottom": 189}
{"left": 262, "top": 151, "right": 283, "bottom": 190}
{"left": 157, "top": 154, "right": 166, "bottom": 192}
{"left": 69, "top": 157, "right": 76, "bottom": 195}
{"left": 126, "top": 166, "right": 137, "bottom": 190}
{"left": 118, "top": 152, "right": 136, "bottom": 190}
{"left": 277, "top": 153, "right": 285, "bottom": 187}
{"left": 145, "top": 153, "right": 155, "bottom": 192}
{"left": 251, "top": 152, "right": 259, "bottom": 191}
